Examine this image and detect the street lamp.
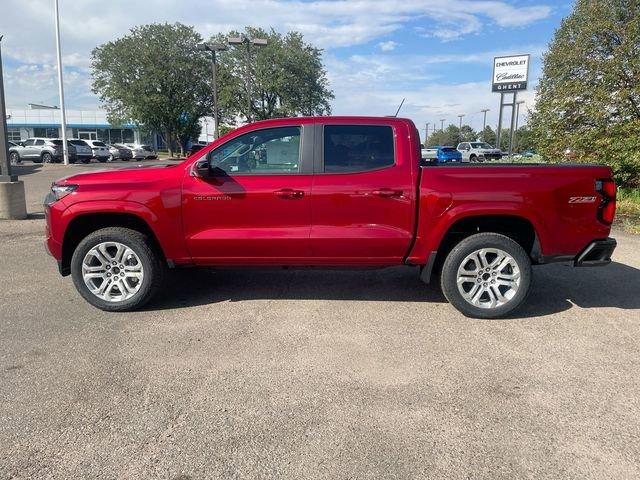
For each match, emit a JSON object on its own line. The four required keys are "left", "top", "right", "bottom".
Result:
{"left": 227, "top": 35, "right": 268, "bottom": 122}
{"left": 54, "top": 0, "right": 69, "bottom": 165}
{"left": 440, "top": 119, "right": 445, "bottom": 131}
{"left": 197, "top": 43, "right": 227, "bottom": 140}
{"left": 458, "top": 114, "right": 465, "bottom": 129}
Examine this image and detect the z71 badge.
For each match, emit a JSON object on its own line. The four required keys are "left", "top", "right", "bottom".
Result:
{"left": 568, "top": 196, "right": 597, "bottom": 204}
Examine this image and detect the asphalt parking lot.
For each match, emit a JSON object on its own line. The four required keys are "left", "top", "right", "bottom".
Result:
{"left": 1, "top": 161, "right": 639, "bottom": 479}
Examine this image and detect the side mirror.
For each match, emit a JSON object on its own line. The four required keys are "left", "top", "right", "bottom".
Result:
{"left": 190, "top": 159, "right": 210, "bottom": 178}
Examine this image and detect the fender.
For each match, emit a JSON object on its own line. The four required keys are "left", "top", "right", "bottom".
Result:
{"left": 61, "top": 200, "right": 190, "bottom": 263}
{"left": 407, "top": 201, "right": 548, "bottom": 264}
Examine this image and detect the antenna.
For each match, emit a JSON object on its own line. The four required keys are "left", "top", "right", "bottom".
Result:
{"left": 393, "top": 98, "right": 405, "bottom": 117}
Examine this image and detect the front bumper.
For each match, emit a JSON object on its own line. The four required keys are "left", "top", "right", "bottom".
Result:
{"left": 574, "top": 238, "right": 617, "bottom": 267}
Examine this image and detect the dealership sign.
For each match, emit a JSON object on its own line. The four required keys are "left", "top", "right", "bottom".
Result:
{"left": 492, "top": 54, "right": 530, "bottom": 92}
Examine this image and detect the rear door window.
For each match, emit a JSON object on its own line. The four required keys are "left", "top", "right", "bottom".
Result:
{"left": 35, "top": 139, "right": 45, "bottom": 146}
{"left": 323, "top": 125, "right": 394, "bottom": 173}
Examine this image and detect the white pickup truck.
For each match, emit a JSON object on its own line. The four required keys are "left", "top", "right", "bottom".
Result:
{"left": 457, "top": 142, "right": 502, "bottom": 162}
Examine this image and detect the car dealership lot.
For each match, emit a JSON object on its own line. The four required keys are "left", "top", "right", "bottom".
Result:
{"left": 1, "top": 163, "right": 640, "bottom": 479}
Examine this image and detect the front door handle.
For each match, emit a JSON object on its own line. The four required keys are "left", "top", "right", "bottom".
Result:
{"left": 274, "top": 188, "right": 304, "bottom": 199}
{"left": 372, "top": 188, "right": 403, "bottom": 198}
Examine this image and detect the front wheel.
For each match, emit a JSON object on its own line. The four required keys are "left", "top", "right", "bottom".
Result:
{"left": 71, "top": 227, "right": 166, "bottom": 311}
{"left": 440, "top": 233, "right": 532, "bottom": 318}
{"left": 9, "top": 152, "right": 21, "bottom": 165}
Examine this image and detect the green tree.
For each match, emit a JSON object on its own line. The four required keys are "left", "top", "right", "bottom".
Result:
{"left": 479, "top": 126, "right": 496, "bottom": 145}
{"left": 528, "top": 0, "right": 640, "bottom": 187}
{"left": 212, "top": 27, "right": 333, "bottom": 121}
{"left": 91, "top": 23, "right": 211, "bottom": 156}
{"left": 427, "top": 124, "right": 477, "bottom": 146}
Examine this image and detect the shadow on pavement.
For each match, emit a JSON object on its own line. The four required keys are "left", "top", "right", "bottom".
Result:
{"left": 10, "top": 164, "right": 44, "bottom": 176}
{"left": 147, "top": 261, "right": 640, "bottom": 318}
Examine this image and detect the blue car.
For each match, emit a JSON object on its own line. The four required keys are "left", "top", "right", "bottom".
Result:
{"left": 436, "top": 146, "right": 462, "bottom": 163}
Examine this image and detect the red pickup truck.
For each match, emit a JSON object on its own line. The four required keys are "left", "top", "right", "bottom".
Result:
{"left": 45, "top": 117, "right": 617, "bottom": 318}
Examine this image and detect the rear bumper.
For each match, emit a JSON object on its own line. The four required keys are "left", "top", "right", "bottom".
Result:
{"left": 574, "top": 237, "right": 617, "bottom": 267}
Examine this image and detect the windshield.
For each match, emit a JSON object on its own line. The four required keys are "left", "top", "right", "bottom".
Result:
{"left": 69, "top": 140, "right": 88, "bottom": 146}
{"left": 93, "top": 141, "right": 106, "bottom": 147}
{"left": 471, "top": 142, "right": 493, "bottom": 149}
{"left": 440, "top": 147, "right": 456, "bottom": 152}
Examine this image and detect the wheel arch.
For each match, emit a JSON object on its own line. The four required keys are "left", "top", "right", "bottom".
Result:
{"left": 421, "top": 213, "right": 541, "bottom": 283}
{"left": 60, "top": 212, "right": 166, "bottom": 276}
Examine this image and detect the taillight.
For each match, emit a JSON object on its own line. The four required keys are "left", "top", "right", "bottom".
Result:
{"left": 596, "top": 179, "right": 616, "bottom": 225}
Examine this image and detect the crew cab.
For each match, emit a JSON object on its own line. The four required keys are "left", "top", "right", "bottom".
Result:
{"left": 45, "top": 117, "right": 617, "bottom": 318}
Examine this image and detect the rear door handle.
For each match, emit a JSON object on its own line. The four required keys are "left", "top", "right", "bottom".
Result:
{"left": 274, "top": 188, "right": 304, "bottom": 199}
{"left": 372, "top": 188, "right": 403, "bottom": 198}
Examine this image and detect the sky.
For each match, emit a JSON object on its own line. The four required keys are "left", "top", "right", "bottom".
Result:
{"left": 0, "top": 0, "right": 574, "bottom": 136}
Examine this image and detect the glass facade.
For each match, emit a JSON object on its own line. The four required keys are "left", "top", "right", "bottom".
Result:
{"left": 7, "top": 128, "right": 21, "bottom": 142}
{"left": 69, "top": 128, "right": 134, "bottom": 144}
{"left": 33, "top": 127, "right": 60, "bottom": 138}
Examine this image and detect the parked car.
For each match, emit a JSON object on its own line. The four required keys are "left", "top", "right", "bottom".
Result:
{"left": 124, "top": 143, "right": 157, "bottom": 160}
{"left": 522, "top": 150, "right": 536, "bottom": 158}
{"left": 421, "top": 145, "right": 439, "bottom": 161}
{"left": 457, "top": 142, "right": 502, "bottom": 162}
{"left": 108, "top": 144, "right": 133, "bottom": 161}
{"left": 45, "top": 116, "right": 617, "bottom": 318}
{"left": 84, "top": 140, "right": 111, "bottom": 163}
{"left": 9, "top": 138, "right": 67, "bottom": 164}
{"left": 435, "top": 146, "right": 462, "bottom": 163}
{"left": 68, "top": 139, "right": 93, "bottom": 164}
{"left": 188, "top": 142, "right": 208, "bottom": 157}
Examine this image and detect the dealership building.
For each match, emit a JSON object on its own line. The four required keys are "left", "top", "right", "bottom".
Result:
{"left": 6, "top": 107, "right": 146, "bottom": 145}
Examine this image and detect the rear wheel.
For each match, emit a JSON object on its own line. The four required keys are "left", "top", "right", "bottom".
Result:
{"left": 71, "top": 227, "right": 166, "bottom": 311}
{"left": 440, "top": 233, "right": 532, "bottom": 318}
{"left": 81, "top": 157, "right": 91, "bottom": 164}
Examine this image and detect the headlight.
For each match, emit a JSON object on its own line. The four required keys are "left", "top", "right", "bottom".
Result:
{"left": 51, "top": 183, "right": 78, "bottom": 201}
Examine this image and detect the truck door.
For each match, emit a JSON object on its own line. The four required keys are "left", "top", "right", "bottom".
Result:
{"left": 310, "top": 123, "right": 416, "bottom": 264}
{"left": 181, "top": 124, "right": 314, "bottom": 264}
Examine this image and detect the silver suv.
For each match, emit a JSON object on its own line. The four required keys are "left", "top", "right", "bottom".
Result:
{"left": 9, "top": 138, "right": 67, "bottom": 164}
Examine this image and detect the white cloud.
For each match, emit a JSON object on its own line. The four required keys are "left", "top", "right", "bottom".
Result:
{"left": 379, "top": 41, "right": 399, "bottom": 52}
{"left": 0, "top": 0, "right": 551, "bottom": 112}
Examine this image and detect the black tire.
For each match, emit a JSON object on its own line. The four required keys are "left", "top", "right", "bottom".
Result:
{"left": 440, "top": 233, "right": 532, "bottom": 319}
{"left": 9, "top": 151, "right": 21, "bottom": 165}
{"left": 71, "top": 227, "right": 166, "bottom": 312}
{"left": 81, "top": 157, "right": 91, "bottom": 164}
{"left": 42, "top": 152, "right": 53, "bottom": 163}
{"left": 98, "top": 157, "right": 108, "bottom": 163}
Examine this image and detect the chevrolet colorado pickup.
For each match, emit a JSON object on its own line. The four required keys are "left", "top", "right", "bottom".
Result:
{"left": 45, "top": 117, "right": 617, "bottom": 318}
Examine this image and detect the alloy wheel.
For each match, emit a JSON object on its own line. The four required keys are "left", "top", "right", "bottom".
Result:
{"left": 81, "top": 241, "right": 144, "bottom": 302}
{"left": 456, "top": 247, "right": 521, "bottom": 309}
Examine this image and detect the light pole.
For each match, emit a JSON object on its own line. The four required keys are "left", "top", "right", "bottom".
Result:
{"left": 227, "top": 35, "right": 268, "bottom": 123}
{"left": 440, "top": 119, "right": 445, "bottom": 131}
{"left": 458, "top": 114, "right": 465, "bottom": 129}
{"left": 197, "top": 43, "right": 227, "bottom": 140}
{"left": 54, "top": 0, "right": 69, "bottom": 165}
{"left": 480, "top": 108, "right": 490, "bottom": 138}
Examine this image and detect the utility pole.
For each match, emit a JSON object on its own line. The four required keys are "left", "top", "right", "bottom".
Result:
{"left": 54, "top": 0, "right": 69, "bottom": 165}
{"left": 425, "top": 123, "right": 430, "bottom": 145}
{"left": 228, "top": 35, "right": 268, "bottom": 123}
{"left": 197, "top": 43, "right": 227, "bottom": 140}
